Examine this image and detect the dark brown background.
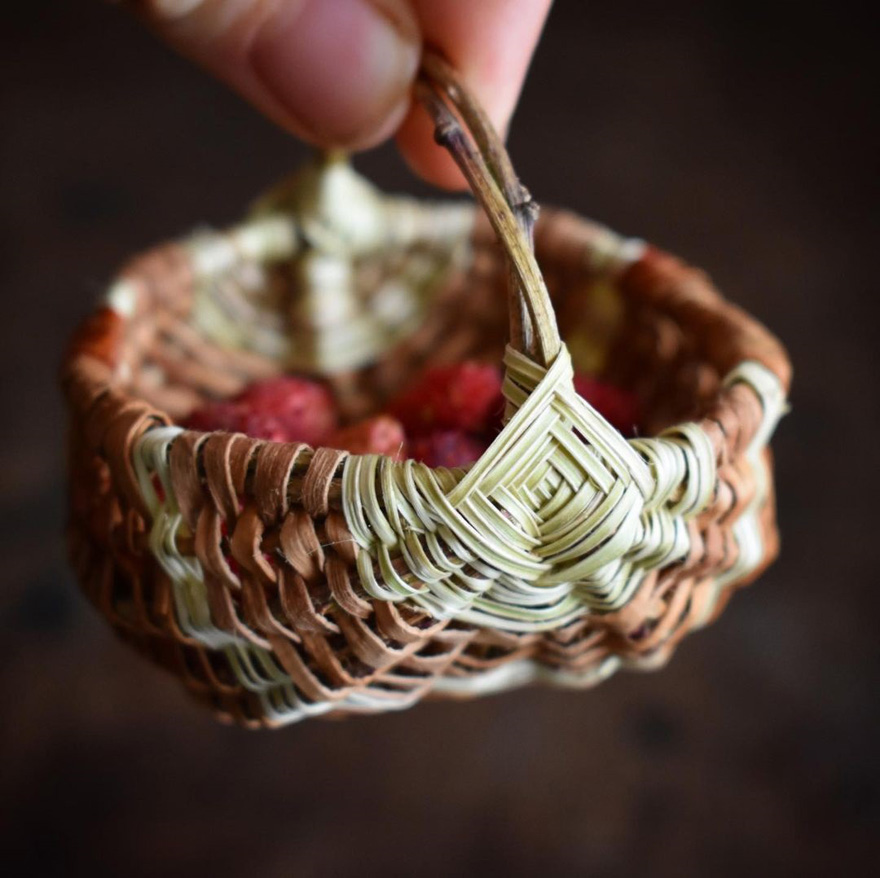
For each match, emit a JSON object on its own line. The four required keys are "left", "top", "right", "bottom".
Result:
{"left": 2, "top": 2, "right": 877, "bottom": 876}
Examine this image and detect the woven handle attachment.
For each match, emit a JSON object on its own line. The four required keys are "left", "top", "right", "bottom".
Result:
{"left": 416, "top": 52, "right": 561, "bottom": 368}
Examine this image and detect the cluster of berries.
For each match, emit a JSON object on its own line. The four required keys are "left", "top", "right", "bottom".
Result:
{"left": 184, "top": 362, "right": 639, "bottom": 468}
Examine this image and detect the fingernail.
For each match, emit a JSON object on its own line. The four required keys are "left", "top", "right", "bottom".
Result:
{"left": 252, "top": 0, "right": 419, "bottom": 148}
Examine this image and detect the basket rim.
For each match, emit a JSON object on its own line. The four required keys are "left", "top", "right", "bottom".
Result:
{"left": 63, "top": 200, "right": 792, "bottom": 460}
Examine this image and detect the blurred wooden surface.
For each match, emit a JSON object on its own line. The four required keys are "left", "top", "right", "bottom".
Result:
{"left": 1, "top": 2, "right": 877, "bottom": 876}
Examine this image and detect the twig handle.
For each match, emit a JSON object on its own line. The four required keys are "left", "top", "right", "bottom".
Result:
{"left": 416, "top": 51, "right": 561, "bottom": 367}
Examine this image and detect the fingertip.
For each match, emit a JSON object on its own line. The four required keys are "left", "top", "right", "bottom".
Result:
{"left": 398, "top": 0, "right": 550, "bottom": 188}
{"left": 139, "top": 0, "right": 422, "bottom": 152}
{"left": 395, "top": 77, "right": 514, "bottom": 192}
{"left": 395, "top": 102, "right": 468, "bottom": 190}
{"left": 252, "top": 0, "right": 420, "bottom": 149}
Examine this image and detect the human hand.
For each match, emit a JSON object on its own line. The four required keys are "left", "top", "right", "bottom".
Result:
{"left": 129, "top": 1, "right": 553, "bottom": 188}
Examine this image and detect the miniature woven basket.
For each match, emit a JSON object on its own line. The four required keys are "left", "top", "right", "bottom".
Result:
{"left": 62, "top": 55, "right": 791, "bottom": 727}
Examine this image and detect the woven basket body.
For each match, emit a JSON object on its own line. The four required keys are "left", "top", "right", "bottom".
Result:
{"left": 62, "top": 63, "right": 790, "bottom": 727}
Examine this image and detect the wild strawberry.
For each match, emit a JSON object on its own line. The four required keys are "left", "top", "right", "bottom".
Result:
{"left": 184, "top": 400, "right": 289, "bottom": 442}
{"left": 388, "top": 362, "right": 504, "bottom": 437}
{"left": 574, "top": 373, "right": 640, "bottom": 435}
{"left": 236, "top": 410, "right": 292, "bottom": 443}
{"left": 184, "top": 400, "right": 246, "bottom": 434}
{"left": 235, "top": 376, "right": 337, "bottom": 446}
{"left": 184, "top": 376, "right": 338, "bottom": 445}
{"left": 325, "top": 415, "right": 406, "bottom": 458}
{"left": 408, "top": 430, "right": 488, "bottom": 469}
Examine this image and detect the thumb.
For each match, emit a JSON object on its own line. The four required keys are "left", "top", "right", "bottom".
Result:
{"left": 137, "top": 0, "right": 421, "bottom": 149}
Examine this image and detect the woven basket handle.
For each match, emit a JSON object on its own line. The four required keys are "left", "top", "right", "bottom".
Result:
{"left": 416, "top": 52, "right": 562, "bottom": 368}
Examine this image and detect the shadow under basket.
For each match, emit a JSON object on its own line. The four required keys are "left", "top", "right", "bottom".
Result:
{"left": 61, "top": 61, "right": 791, "bottom": 727}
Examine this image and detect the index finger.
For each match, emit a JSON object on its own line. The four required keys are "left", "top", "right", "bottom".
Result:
{"left": 397, "top": 0, "right": 554, "bottom": 189}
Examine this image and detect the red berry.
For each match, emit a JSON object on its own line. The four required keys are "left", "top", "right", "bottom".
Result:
{"left": 408, "top": 430, "right": 488, "bottom": 469}
{"left": 183, "top": 376, "right": 338, "bottom": 445}
{"left": 388, "top": 362, "right": 504, "bottom": 437}
{"left": 574, "top": 373, "right": 640, "bottom": 435}
{"left": 184, "top": 400, "right": 245, "bottom": 434}
{"left": 236, "top": 410, "right": 292, "bottom": 443}
{"left": 235, "top": 376, "right": 337, "bottom": 446}
{"left": 325, "top": 415, "right": 406, "bottom": 458}
{"left": 184, "top": 401, "right": 289, "bottom": 442}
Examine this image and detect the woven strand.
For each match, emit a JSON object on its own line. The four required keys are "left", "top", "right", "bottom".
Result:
{"left": 122, "top": 350, "right": 782, "bottom": 723}
{"left": 692, "top": 360, "right": 789, "bottom": 624}
{"left": 131, "top": 427, "right": 452, "bottom": 724}
{"left": 340, "top": 342, "right": 718, "bottom": 632}
{"left": 182, "top": 154, "right": 477, "bottom": 375}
